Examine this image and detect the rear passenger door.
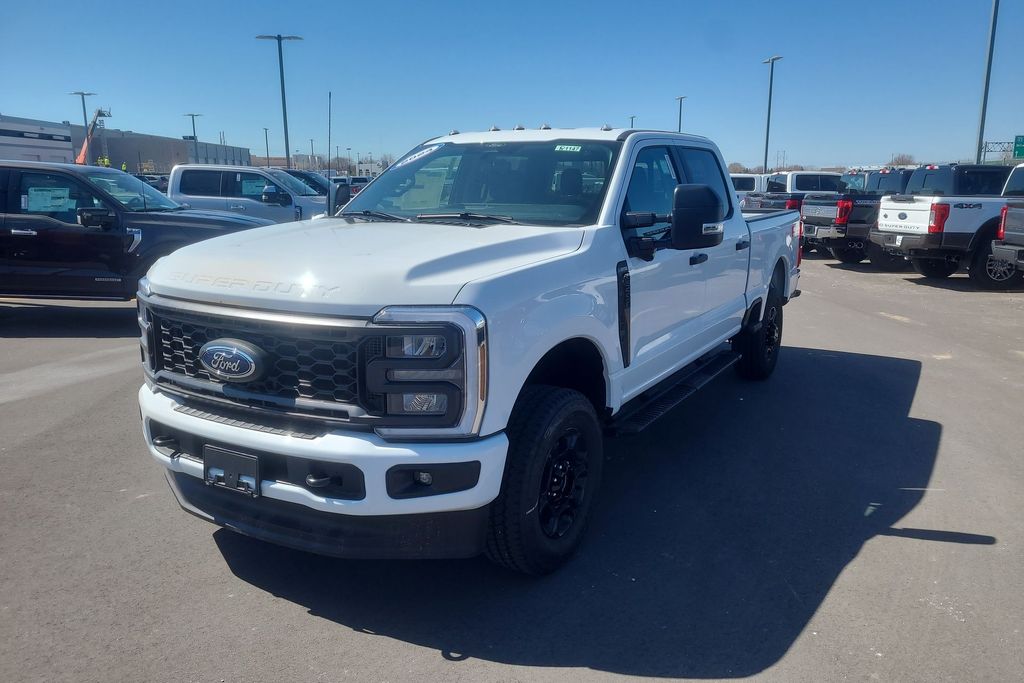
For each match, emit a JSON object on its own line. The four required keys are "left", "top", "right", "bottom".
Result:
{"left": 176, "top": 169, "right": 228, "bottom": 211}
{"left": 223, "top": 171, "right": 291, "bottom": 222}
{"left": 673, "top": 145, "right": 749, "bottom": 339}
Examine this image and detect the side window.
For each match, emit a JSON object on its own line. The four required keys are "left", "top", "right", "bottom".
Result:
{"left": 732, "top": 176, "right": 755, "bottom": 191}
{"left": 766, "top": 174, "right": 786, "bottom": 192}
{"left": 179, "top": 170, "right": 222, "bottom": 196}
{"left": 675, "top": 147, "right": 732, "bottom": 216}
{"left": 622, "top": 146, "right": 679, "bottom": 230}
{"left": 225, "top": 172, "right": 274, "bottom": 198}
{"left": 15, "top": 172, "right": 103, "bottom": 224}
{"left": 0, "top": 169, "right": 9, "bottom": 212}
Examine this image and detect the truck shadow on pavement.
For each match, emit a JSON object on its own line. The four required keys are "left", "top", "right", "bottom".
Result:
{"left": 214, "top": 346, "right": 987, "bottom": 678}
{"left": 902, "top": 275, "right": 1024, "bottom": 293}
{"left": 0, "top": 301, "right": 138, "bottom": 338}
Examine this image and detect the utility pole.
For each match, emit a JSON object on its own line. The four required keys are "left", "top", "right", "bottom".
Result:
{"left": 762, "top": 55, "right": 783, "bottom": 172}
{"left": 629, "top": 115, "right": 636, "bottom": 127}
{"left": 975, "top": 0, "right": 1000, "bottom": 164}
{"left": 309, "top": 138, "right": 315, "bottom": 170}
{"left": 69, "top": 91, "right": 95, "bottom": 156}
{"left": 256, "top": 34, "right": 303, "bottom": 169}
{"left": 263, "top": 128, "right": 270, "bottom": 167}
{"left": 346, "top": 147, "right": 351, "bottom": 175}
{"left": 675, "top": 96, "right": 686, "bottom": 133}
{"left": 327, "top": 91, "right": 332, "bottom": 176}
{"left": 183, "top": 113, "right": 202, "bottom": 162}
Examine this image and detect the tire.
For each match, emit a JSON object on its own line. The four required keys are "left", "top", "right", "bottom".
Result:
{"left": 968, "top": 240, "right": 1024, "bottom": 290}
{"left": 485, "top": 386, "right": 604, "bottom": 575}
{"left": 830, "top": 247, "right": 865, "bottom": 264}
{"left": 734, "top": 272, "right": 783, "bottom": 381}
{"left": 911, "top": 258, "right": 958, "bottom": 280}
{"left": 867, "top": 244, "right": 908, "bottom": 271}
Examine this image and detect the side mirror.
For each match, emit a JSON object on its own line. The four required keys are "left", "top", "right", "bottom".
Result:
{"left": 669, "top": 184, "right": 725, "bottom": 250}
{"left": 331, "top": 183, "right": 351, "bottom": 214}
{"left": 261, "top": 186, "right": 292, "bottom": 206}
{"left": 77, "top": 207, "right": 118, "bottom": 229}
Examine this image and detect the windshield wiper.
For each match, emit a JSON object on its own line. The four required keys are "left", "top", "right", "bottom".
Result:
{"left": 340, "top": 209, "right": 410, "bottom": 222}
{"left": 415, "top": 212, "right": 518, "bottom": 224}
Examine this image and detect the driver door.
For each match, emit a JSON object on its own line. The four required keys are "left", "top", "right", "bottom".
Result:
{"left": 4, "top": 170, "right": 127, "bottom": 296}
{"left": 224, "top": 171, "right": 292, "bottom": 222}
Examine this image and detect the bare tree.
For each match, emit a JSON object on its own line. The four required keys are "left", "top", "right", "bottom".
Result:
{"left": 891, "top": 153, "right": 915, "bottom": 166}
{"left": 728, "top": 162, "right": 750, "bottom": 173}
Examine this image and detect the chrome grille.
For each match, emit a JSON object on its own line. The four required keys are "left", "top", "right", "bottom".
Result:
{"left": 151, "top": 306, "right": 381, "bottom": 408}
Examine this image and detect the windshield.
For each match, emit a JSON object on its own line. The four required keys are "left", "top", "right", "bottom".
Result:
{"left": 287, "top": 171, "right": 329, "bottom": 195}
{"left": 267, "top": 168, "right": 319, "bottom": 196}
{"left": 343, "top": 140, "right": 621, "bottom": 226}
{"left": 841, "top": 173, "right": 866, "bottom": 190}
{"left": 84, "top": 170, "right": 179, "bottom": 211}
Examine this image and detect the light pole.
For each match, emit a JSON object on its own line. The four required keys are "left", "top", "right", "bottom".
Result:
{"left": 69, "top": 91, "right": 95, "bottom": 156}
{"left": 309, "top": 139, "right": 315, "bottom": 170}
{"left": 675, "top": 96, "right": 687, "bottom": 133}
{"left": 629, "top": 115, "right": 636, "bottom": 127}
{"left": 762, "top": 55, "right": 782, "bottom": 172}
{"left": 183, "top": 113, "right": 202, "bottom": 162}
{"left": 263, "top": 128, "right": 270, "bottom": 167}
{"left": 346, "top": 147, "right": 351, "bottom": 175}
{"left": 327, "top": 91, "right": 332, "bottom": 176}
{"left": 975, "top": 0, "right": 1000, "bottom": 164}
{"left": 256, "top": 34, "right": 303, "bottom": 169}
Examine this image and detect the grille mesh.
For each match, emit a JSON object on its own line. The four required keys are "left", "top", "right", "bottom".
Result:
{"left": 152, "top": 307, "right": 378, "bottom": 407}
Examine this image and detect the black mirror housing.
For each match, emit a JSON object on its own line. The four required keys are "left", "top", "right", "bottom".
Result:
{"left": 331, "top": 183, "right": 351, "bottom": 214}
{"left": 77, "top": 207, "right": 117, "bottom": 229}
{"left": 670, "top": 184, "right": 725, "bottom": 250}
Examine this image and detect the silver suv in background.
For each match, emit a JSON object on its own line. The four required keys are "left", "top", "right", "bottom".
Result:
{"left": 168, "top": 165, "right": 328, "bottom": 223}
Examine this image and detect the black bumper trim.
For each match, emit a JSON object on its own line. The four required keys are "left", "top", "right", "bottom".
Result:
{"left": 992, "top": 242, "right": 1024, "bottom": 269}
{"left": 166, "top": 470, "right": 490, "bottom": 559}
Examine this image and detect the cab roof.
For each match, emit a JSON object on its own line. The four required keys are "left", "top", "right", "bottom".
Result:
{"left": 427, "top": 127, "right": 712, "bottom": 145}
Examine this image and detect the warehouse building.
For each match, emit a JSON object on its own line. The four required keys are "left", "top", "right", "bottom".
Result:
{"left": 0, "top": 114, "right": 75, "bottom": 162}
{"left": 69, "top": 124, "right": 251, "bottom": 172}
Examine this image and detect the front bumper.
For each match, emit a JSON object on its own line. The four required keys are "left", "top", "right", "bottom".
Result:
{"left": 139, "top": 385, "right": 508, "bottom": 557}
{"left": 992, "top": 241, "right": 1024, "bottom": 271}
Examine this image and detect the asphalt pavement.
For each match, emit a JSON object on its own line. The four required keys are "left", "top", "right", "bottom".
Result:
{"left": 1, "top": 255, "right": 1022, "bottom": 682}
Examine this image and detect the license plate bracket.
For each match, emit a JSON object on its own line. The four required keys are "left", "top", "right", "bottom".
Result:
{"left": 203, "top": 445, "right": 260, "bottom": 497}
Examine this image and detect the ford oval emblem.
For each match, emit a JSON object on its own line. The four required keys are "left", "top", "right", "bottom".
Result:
{"left": 898, "top": 212, "right": 908, "bottom": 220}
{"left": 198, "top": 338, "right": 266, "bottom": 382}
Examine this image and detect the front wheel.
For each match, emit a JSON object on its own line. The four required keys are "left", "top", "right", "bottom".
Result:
{"left": 911, "top": 258, "right": 958, "bottom": 280}
{"left": 486, "top": 386, "right": 604, "bottom": 575}
{"left": 830, "top": 247, "right": 866, "bottom": 264}
{"left": 734, "top": 275, "right": 783, "bottom": 381}
{"left": 968, "top": 241, "right": 1024, "bottom": 290}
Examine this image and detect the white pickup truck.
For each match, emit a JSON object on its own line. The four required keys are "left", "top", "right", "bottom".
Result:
{"left": 136, "top": 128, "right": 801, "bottom": 574}
{"left": 870, "top": 163, "right": 1019, "bottom": 289}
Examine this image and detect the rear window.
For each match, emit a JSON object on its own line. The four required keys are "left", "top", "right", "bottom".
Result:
{"left": 178, "top": 170, "right": 222, "bottom": 196}
{"left": 958, "top": 167, "right": 1011, "bottom": 196}
{"left": 1004, "top": 168, "right": 1024, "bottom": 197}
{"left": 732, "top": 176, "right": 755, "bottom": 191}
{"left": 841, "top": 173, "right": 866, "bottom": 190}
{"left": 867, "top": 171, "right": 911, "bottom": 193}
{"left": 795, "top": 174, "right": 843, "bottom": 191}
{"left": 766, "top": 174, "right": 786, "bottom": 192}
{"left": 905, "top": 168, "right": 954, "bottom": 196}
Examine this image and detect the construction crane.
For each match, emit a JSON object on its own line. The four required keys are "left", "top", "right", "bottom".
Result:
{"left": 74, "top": 107, "right": 111, "bottom": 165}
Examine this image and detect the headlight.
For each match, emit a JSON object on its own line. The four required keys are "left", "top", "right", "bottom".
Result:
{"left": 370, "top": 306, "right": 487, "bottom": 439}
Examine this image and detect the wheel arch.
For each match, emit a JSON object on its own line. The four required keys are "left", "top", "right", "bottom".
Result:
{"left": 515, "top": 337, "right": 610, "bottom": 421}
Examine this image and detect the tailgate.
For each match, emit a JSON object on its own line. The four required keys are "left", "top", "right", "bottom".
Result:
{"left": 877, "top": 196, "right": 932, "bottom": 234}
{"left": 800, "top": 198, "right": 838, "bottom": 226}
{"left": 1006, "top": 204, "right": 1024, "bottom": 246}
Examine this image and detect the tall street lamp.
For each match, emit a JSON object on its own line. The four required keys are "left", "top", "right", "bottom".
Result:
{"left": 69, "top": 91, "right": 95, "bottom": 155}
{"left": 629, "top": 115, "right": 636, "bottom": 127}
{"left": 256, "top": 34, "right": 303, "bottom": 169}
{"left": 762, "top": 55, "right": 782, "bottom": 172}
{"left": 975, "top": 0, "right": 1000, "bottom": 164}
{"left": 263, "top": 127, "right": 270, "bottom": 167}
{"left": 346, "top": 147, "right": 351, "bottom": 175}
{"left": 309, "top": 138, "right": 315, "bottom": 170}
{"left": 675, "top": 96, "right": 687, "bottom": 133}
{"left": 183, "top": 113, "right": 202, "bottom": 162}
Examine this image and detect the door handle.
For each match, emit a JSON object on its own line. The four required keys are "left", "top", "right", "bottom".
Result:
{"left": 228, "top": 204, "right": 245, "bottom": 211}
{"left": 689, "top": 253, "right": 708, "bottom": 266}
{"left": 11, "top": 229, "right": 38, "bottom": 236}
{"left": 736, "top": 239, "right": 750, "bottom": 250}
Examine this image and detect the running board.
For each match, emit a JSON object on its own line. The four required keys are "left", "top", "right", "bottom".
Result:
{"left": 609, "top": 350, "right": 740, "bottom": 436}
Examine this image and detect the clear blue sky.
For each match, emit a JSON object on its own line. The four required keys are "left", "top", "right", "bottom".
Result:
{"left": 2, "top": 0, "right": 1021, "bottom": 168}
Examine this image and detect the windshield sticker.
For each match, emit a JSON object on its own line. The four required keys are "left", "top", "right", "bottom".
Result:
{"left": 241, "top": 179, "right": 267, "bottom": 196}
{"left": 393, "top": 144, "right": 444, "bottom": 169}
{"left": 26, "top": 187, "right": 71, "bottom": 212}
{"left": 555, "top": 145, "right": 582, "bottom": 152}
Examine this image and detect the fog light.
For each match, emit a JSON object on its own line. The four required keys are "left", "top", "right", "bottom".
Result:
{"left": 388, "top": 392, "right": 448, "bottom": 415}
{"left": 414, "top": 471, "right": 433, "bottom": 486}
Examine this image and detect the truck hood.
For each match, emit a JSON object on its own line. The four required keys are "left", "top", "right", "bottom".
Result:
{"left": 146, "top": 218, "right": 585, "bottom": 316}
{"left": 125, "top": 208, "right": 274, "bottom": 230}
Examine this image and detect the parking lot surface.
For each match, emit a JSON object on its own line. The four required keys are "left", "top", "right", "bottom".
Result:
{"left": 1, "top": 256, "right": 1022, "bottom": 682}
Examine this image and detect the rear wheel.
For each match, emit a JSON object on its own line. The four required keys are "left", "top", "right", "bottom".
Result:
{"left": 867, "top": 244, "right": 908, "bottom": 271}
{"left": 486, "top": 386, "right": 603, "bottom": 575}
{"left": 734, "top": 272, "right": 783, "bottom": 381}
{"left": 911, "top": 258, "right": 958, "bottom": 280}
{"left": 830, "top": 247, "right": 865, "bottom": 264}
{"left": 968, "top": 240, "right": 1023, "bottom": 290}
